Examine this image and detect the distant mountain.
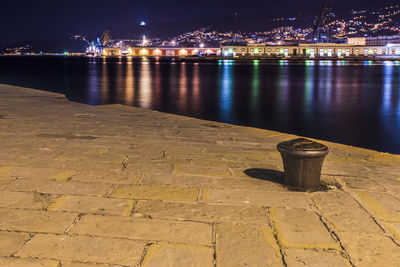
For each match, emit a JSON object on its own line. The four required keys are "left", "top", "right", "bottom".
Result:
{"left": 113, "top": 14, "right": 313, "bottom": 40}
{"left": 6, "top": 38, "right": 88, "bottom": 53}
{"left": 113, "top": 0, "right": 398, "bottom": 39}
{"left": 4, "top": 0, "right": 398, "bottom": 53}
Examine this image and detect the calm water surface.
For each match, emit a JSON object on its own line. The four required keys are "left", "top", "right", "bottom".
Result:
{"left": 0, "top": 56, "right": 399, "bottom": 154}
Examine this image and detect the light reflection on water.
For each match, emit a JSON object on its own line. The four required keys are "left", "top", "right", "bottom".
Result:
{"left": 219, "top": 60, "right": 233, "bottom": 122}
{"left": 0, "top": 56, "right": 399, "bottom": 154}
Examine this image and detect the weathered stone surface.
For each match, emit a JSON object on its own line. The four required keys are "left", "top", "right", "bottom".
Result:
{"left": 126, "top": 163, "right": 173, "bottom": 174}
{"left": 61, "top": 262, "right": 111, "bottom": 267}
{"left": 135, "top": 201, "right": 268, "bottom": 224}
{"left": 70, "top": 214, "right": 212, "bottom": 246}
{"left": 204, "top": 189, "right": 309, "bottom": 209}
{"left": 110, "top": 185, "right": 198, "bottom": 202}
{"left": 141, "top": 173, "right": 216, "bottom": 187}
{"left": 0, "top": 258, "right": 58, "bottom": 267}
{"left": 2, "top": 84, "right": 400, "bottom": 265}
{"left": 16, "top": 234, "right": 146, "bottom": 266}
{"left": 65, "top": 161, "right": 121, "bottom": 173}
{"left": 283, "top": 249, "right": 351, "bottom": 266}
{"left": 51, "top": 169, "right": 76, "bottom": 181}
{"left": 388, "top": 186, "right": 400, "bottom": 200}
{"left": 368, "top": 153, "right": 400, "bottom": 167}
{"left": 47, "top": 195, "right": 133, "bottom": 216}
{"left": 312, "top": 191, "right": 382, "bottom": 233}
{"left": 353, "top": 190, "right": 400, "bottom": 221}
{"left": 72, "top": 171, "right": 140, "bottom": 184}
{"left": 271, "top": 208, "right": 339, "bottom": 249}
{"left": 339, "top": 177, "right": 386, "bottom": 192}
{"left": 0, "top": 179, "right": 11, "bottom": 189}
{"left": 216, "top": 224, "right": 282, "bottom": 266}
{"left": 0, "top": 166, "right": 13, "bottom": 178}
{"left": 0, "top": 209, "right": 77, "bottom": 234}
{"left": 0, "top": 191, "right": 50, "bottom": 209}
{"left": 191, "top": 158, "right": 244, "bottom": 168}
{"left": 323, "top": 162, "right": 370, "bottom": 177}
{"left": 5, "top": 179, "right": 112, "bottom": 196}
{"left": 214, "top": 177, "right": 286, "bottom": 191}
{"left": 142, "top": 243, "right": 214, "bottom": 267}
{"left": 174, "top": 165, "right": 231, "bottom": 177}
{"left": 338, "top": 232, "right": 400, "bottom": 266}
{"left": 0, "top": 231, "right": 30, "bottom": 256}
{"left": 3, "top": 166, "right": 59, "bottom": 180}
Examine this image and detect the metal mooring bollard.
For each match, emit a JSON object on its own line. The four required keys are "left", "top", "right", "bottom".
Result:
{"left": 277, "top": 138, "right": 329, "bottom": 191}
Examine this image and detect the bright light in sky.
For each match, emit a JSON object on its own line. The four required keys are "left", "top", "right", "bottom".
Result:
{"left": 140, "top": 21, "right": 146, "bottom": 26}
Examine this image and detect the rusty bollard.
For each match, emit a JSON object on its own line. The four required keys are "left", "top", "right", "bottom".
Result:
{"left": 277, "top": 138, "right": 329, "bottom": 191}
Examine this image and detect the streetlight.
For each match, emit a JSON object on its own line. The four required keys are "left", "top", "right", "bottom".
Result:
{"left": 142, "top": 35, "right": 147, "bottom": 47}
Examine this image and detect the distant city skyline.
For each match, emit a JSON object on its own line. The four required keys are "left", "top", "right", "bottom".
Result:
{"left": 1, "top": 0, "right": 393, "bottom": 44}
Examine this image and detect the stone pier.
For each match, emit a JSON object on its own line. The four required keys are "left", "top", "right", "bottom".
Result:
{"left": 1, "top": 84, "right": 400, "bottom": 266}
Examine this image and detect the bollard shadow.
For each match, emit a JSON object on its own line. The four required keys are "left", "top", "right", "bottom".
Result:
{"left": 244, "top": 168, "right": 336, "bottom": 192}
{"left": 244, "top": 168, "right": 284, "bottom": 185}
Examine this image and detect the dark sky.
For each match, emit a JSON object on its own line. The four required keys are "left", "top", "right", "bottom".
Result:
{"left": 0, "top": 0, "right": 374, "bottom": 44}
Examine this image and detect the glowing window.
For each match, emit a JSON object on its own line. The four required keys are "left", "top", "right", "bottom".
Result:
{"left": 140, "top": 49, "right": 148, "bottom": 56}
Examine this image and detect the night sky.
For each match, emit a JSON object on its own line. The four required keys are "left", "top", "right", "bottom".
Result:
{"left": 0, "top": 0, "right": 381, "bottom": 44}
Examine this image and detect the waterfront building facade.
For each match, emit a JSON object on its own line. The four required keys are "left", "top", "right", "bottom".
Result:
{"left": 220, "top": 43, "right": 400, "bottom": 58}
{"left": 102, "top": 47, "right": 220, "bottom": 57}
{"left": 101, "top": 43, "right": 400, "bottom": 59}
{"left": 367, "top": 36, "right": 400, "bottom": 46}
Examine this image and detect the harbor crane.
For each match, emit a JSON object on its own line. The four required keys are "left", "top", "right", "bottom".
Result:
{"left": 312, "top": 0, "right": 335, "bottom": 43}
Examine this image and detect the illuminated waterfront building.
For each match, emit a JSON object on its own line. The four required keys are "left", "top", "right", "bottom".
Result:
{"left": 221, "top": 42, "right": 400, "bottom": 59}
{"left": 366, "top": 36, "right": 400, "bottom": 46}
{"left": 102, "top": 47, "right": 220, "bottom": 57}
{"left": 101, "top": 41, "right": 400, "bottom": 59}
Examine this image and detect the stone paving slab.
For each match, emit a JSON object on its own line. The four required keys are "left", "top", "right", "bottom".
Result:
{"left": 0, "top": 258, "right": 59, "bottom": 267}
{"left": 16, "top": 234, "right": 146, "bottom": 266}
{"left": 271, "top": 208, "right": 340, "bottom": 250}
{"left": 0, "top": 209, "right": 77, "bottom": 234}
{"left": 215, "top": 224, "right": 282, "bottom": 266}
{"left": 70, "top": 215, "right": 213, "bottom": 246}
{"left": 311, "top": 191, "right": 383, "bottom": 234}
{"left": 282, "top": 249, "right": 351, "bottom": 266}
{"left": 5, "top": 178, "right": 113, "bottom": 196}
{"left": 142, "top": 243, "right": 214, "bottom": 267}
{"left": 0, "top": 231, "right": 30, "bottom": 257}
{"left": 135, "top": 201, "right": 269, "bottom": 224}
{"left": 1, "top": 84, "right": 400, "bottom": 266}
